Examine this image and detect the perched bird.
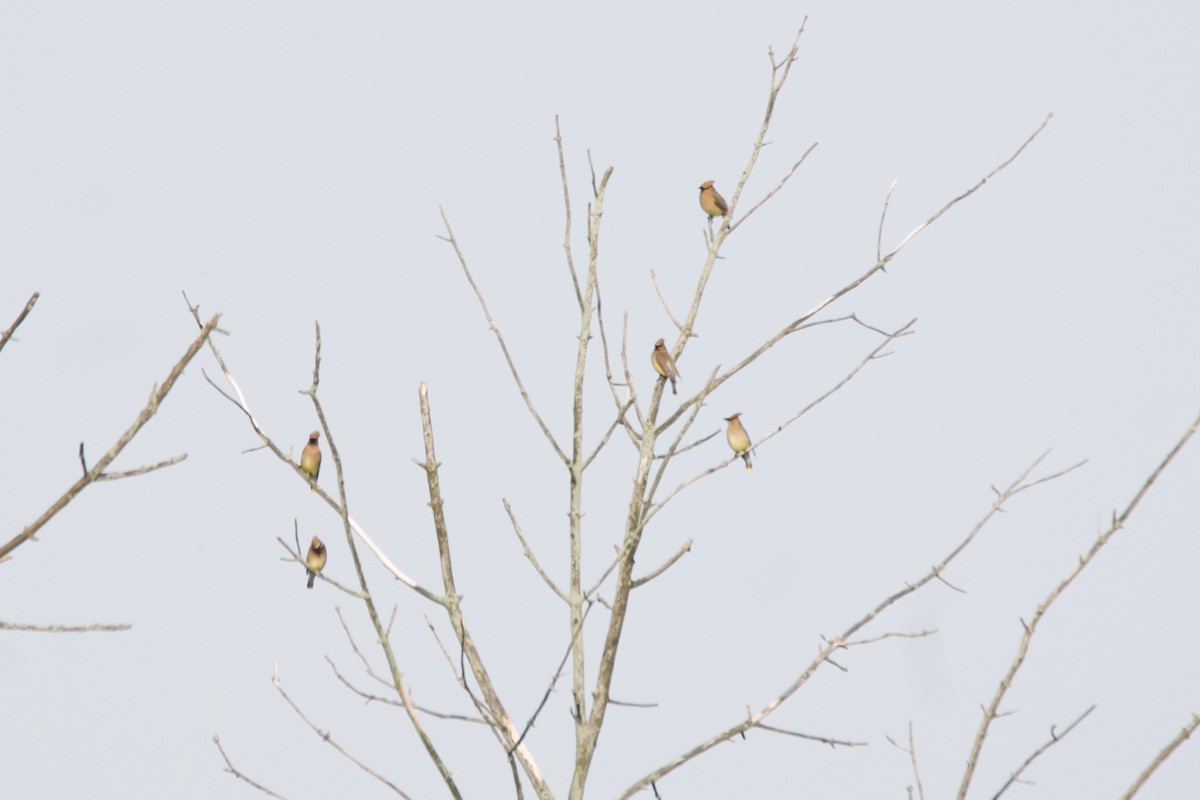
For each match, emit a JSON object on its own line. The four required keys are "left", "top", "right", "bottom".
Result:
{"left": 305, "top": 536, "right": 327, "bottom": 589}
{"left": 651, "top": 338, "right": 680, "bottom": 395}
{"left": 699, "top": 180, "right": 729, "bottom": 220}
{"left": 300, "top": 431, "right": 322, "bottom": 491}
{"left": 724, "top": 413, "right": 753, "bottom": 470}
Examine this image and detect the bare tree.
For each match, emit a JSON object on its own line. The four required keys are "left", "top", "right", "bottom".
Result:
{"left": 201, "top": 24, "right": 1199, "bottom": 800}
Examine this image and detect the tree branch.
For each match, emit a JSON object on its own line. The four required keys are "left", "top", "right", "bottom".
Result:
{"left": 886, "top": 722, "right": 926, "bottom": 800}
{"left": 184, "top": 294, "right": 438, "bottom": 601}
{"left": 882, "top": 114, "right": 1053, "bottom": 266}
{"left": 990, "top": 705, "right": 1095, "bottom": 799}
{"left": 0, "top": 291, "right": 39, "bottom": 356}
{"left": 504, "top": 499, "right": 568, "bottom": 601}
{"left": 302, "top": 328, "right": 463, "bottom": 800}
{"left": 0, "top": 314, "right": 219, "bottom": 560}
{"left": 616, "top": 452, "right": 1082, "bottom": 798}
{"left": 272, "top": 670, "right": 415, "bottom": 798}
{"left": 1120, "top": 712, "right": 1200, "bottom": 799}
{"left": 418, "top": 383, "right": 554, "bottom": 800}
{"left": 957, "top": 407, "right": 1200, "bottom": 800}
{"left": 0, "top": 620, "right": 131, "bottom": 633}
{"left": 213, "top": 735, "right": 288, "bottom": 799}
{"left": 92, "top": 452, "right": 188, "bottom": 481}
{"left": 439, "top": 209, "right": 569, "bottom": 464}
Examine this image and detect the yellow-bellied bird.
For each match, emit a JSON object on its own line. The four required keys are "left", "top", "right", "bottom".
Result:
{"left": 300, "top": 431, "right": 322, "bottom": 491}
{"left": 699, "top": 180, "right": 729, "bottom": 220}
{"left": 724, "top": 413, "right": 753, "bottom": 470}
{"left": 305, "top": 536, "right": 327, "bottom": 589}
{"left": 651, "top": 338, "right": 680, "bottom": 395}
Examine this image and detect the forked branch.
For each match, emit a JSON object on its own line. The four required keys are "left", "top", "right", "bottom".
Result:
{"left": 617, "top": 453, "right": 1083, "bottom": 798}
{"left": 956, "top": 407, "right": 1200, "bottom": 799}
{"left": 0, "top": 314, "right": 219, "bottom": 560}
{"left": 184, "top": 294, "right": 438, "bottom": 602}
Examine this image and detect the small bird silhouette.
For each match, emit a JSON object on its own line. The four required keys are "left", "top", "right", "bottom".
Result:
{"left": 300, "top": 431, "right": 322, "bottom": 491}
{"left": 699, "top": 180, "right": 729, "bottom": 220}
{"left": 651, "top": 338, "right": 680, "bottom": 395}
{"left": 305, "top": 536, "right": 327, "bottom": 589}
{"left": 724, "top": 413, "right": 753, "bottom": 470}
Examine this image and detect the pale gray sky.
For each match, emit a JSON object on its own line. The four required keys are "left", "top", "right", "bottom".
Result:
{"left": 2, "top": 2, "right": 1198, "bottom": 798}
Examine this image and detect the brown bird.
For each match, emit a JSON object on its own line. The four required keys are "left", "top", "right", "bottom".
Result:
{"left": 651, "top": 338, "right": 680, "bottom": 395}
{"left": 305, "top": 536, "right": 327, "bottom": 589}
{"left": 300, "top": 431, "right": 322, "bottom": 491}
{"left": 724, "top": 413, "right": 753, "bottom": 470}
{"left": 699, "top": 180, "right": 729, "bottom": 220}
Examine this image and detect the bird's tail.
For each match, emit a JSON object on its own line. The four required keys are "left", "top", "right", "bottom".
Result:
{"left": 307, "top": 571, "right": 316, "bottom": 589}
{"left": 742, "top": 453, "right": 753, "bottom": 470}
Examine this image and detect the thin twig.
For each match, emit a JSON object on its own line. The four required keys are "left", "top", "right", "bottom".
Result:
{"left": 990, "top": 705, "right": 1095, "bottom": 799}
{"left": 93, "top": 453, "right": 188, "bottom": 481}
{"left": 755, "top": 722, "right": 866, "bottom": 748}
{"left": 555, "top": 116, "right": 584, "bottom": 311}
{"left": 582, "top": 411, "right": 629, "bottom": 471}
{"left": 0, "top": 291, "right": 39, "bottom": 355}
{"left": 727, "top": 143, "right": 818, "bottom": 234}
{"left": 840, "top": 629, "right": 936, "bottom": 648}
{"left": 650, "top": 270, "right": 684, "bottom": 332}
{"left": 335, "top": 607, "right": 394, "bottom": 691}
{"left": 438, "top": 210, "right": 568, "bottom": 464}
{"left": 326, "top": 655, "right": 403, "bottom": 707}
{"left": 273, "top": 672, "right": 414, "bottom": 798}
{"left": 592, "top": 275, "right": 636, "bottom": 439}
{"left": 883, "top": 114, "right": 1053, "bottom": 265}
{"left": 0, "top": 621, "right": 131, "bottom": 633}
{"left": 608, "top": 698, "right": 659, "bottom": 709}
{"left": 510, "top": 604, "right": 593, "bottom": 754}
{"left": 504, "top": 500, "right": 568, "bottom": 601}
{"left": 885, "top": 722, "right": 926, "bottom": 800}
{"left": 631, "top": 539, "right": 693, "bottom": 588}
{"left": 424, "top": 617, "right": 497, "bottom": 727}
{"left": 876, "top": 179, "right": 898, "bottom": 263}
{"left": 213, "top": 735, "right": 288, "bottom": 799}
{"left": 619, "top": 312, "right": 645, "bottom": 434}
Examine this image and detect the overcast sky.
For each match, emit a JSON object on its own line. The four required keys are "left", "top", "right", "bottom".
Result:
{"left": 2, "top": 2, "right": 1199, "bottom": 798}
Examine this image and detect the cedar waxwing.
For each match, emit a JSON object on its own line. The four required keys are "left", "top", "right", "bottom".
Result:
{"left": 300, "top": 431, "right": 322, "bottom": 491}
{"left": 724, "top": 413, "right": 753, "bottom": 470}
{"left": 699, "top": 180, "right": 729, "bottom": 220}
{"left": 651, "top": 338, "right": 680, "bottom": 395}
{"left": 305, "top": 536, "right": 327, "bottom": 589}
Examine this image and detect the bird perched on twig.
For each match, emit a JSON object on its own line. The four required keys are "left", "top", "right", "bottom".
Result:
{"left": 300, "top": 431, "right": 322, "bottom": 491}
{"left": 651, "top": 338, "right": 680, "bottom": 395}
{"left": 305, "top": 536, "right": 327, "bottom": 589}
{"left": 699, "top": 180, "right": 729, "bottom": 220}
{"left": 724, "top": 413, "right": 753, "bottom": 470}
